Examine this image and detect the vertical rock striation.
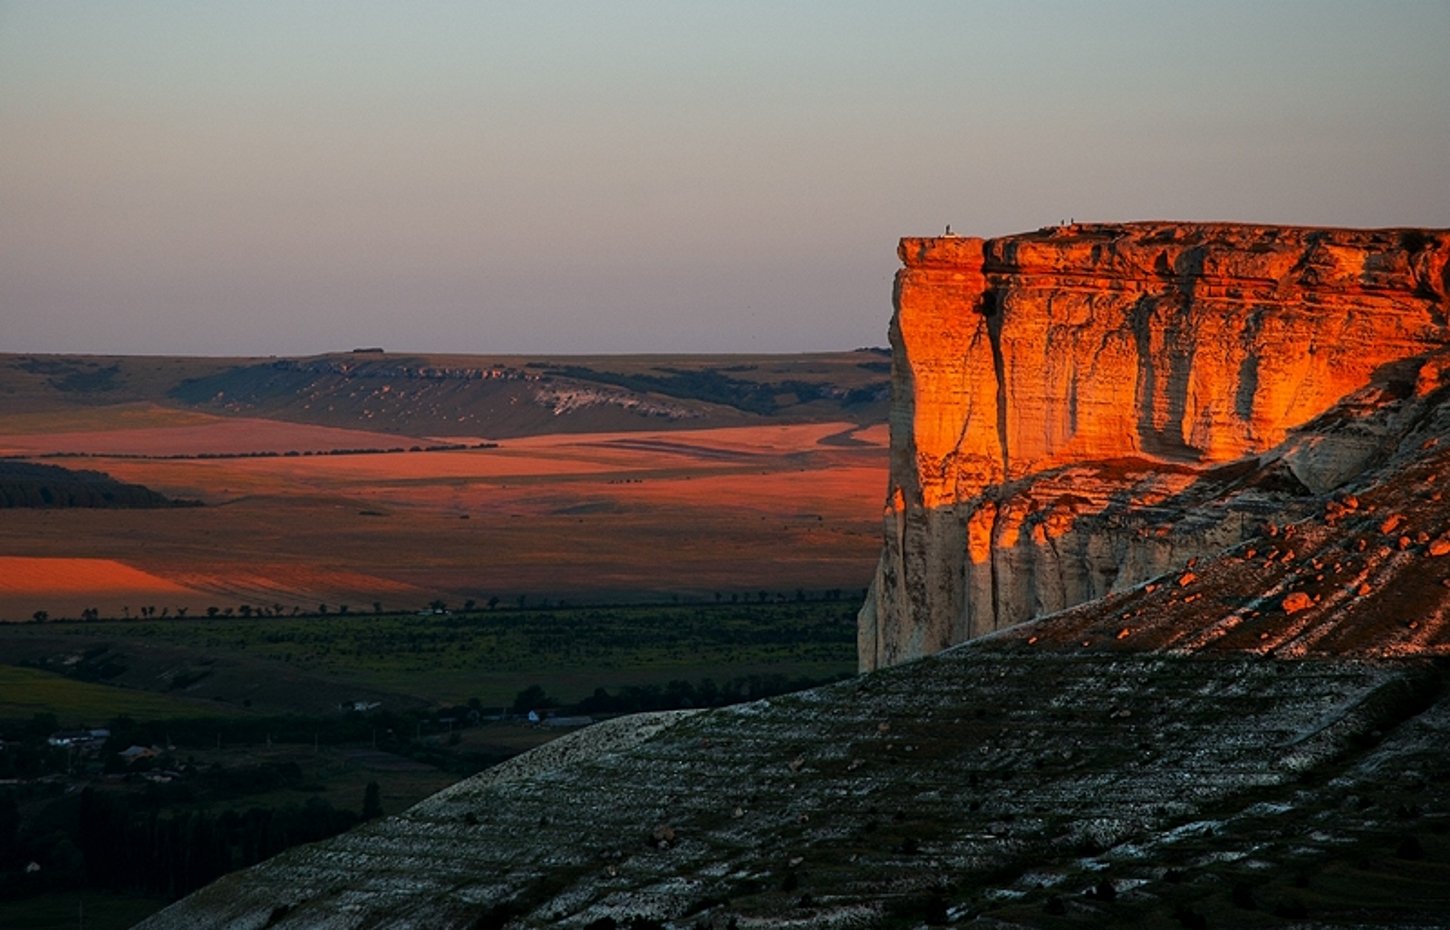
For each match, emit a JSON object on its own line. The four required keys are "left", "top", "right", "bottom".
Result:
{"left": 861, "top": 222, "right": 1450, "bottom": 671}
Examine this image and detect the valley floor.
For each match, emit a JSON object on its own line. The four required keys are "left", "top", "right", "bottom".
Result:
{"left": 0, "top": 421, "right": 886, "bottom": 620}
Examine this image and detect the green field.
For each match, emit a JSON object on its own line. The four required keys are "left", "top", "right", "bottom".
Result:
{"left": 0, "top": 600, "right": 859, "bottom": 713}
{"left": 0, "top": 599, "right": 859, "bottom": 928}
{"left": 0, "top": 665, "right": 235, "bottom": 724}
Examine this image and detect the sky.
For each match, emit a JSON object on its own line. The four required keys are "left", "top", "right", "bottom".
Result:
{"left": 3, "top": 1, "right": 1448, "bottom": 357}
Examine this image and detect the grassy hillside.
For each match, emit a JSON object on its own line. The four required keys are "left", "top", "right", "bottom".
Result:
{"left": 0, "top": 665, "right": 235, "bottom": 723}
{"left": 0, "top": 355, "right": 254, "bottom": 418}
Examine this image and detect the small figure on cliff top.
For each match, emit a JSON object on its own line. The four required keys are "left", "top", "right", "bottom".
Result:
{"left": 944, "top": 224, "right": 957, "bottom": 237}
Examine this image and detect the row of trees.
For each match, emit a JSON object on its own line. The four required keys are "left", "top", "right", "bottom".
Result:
{"left": 24, "top": 588, "right": 866, "bottom": 625}
{"left": 0, "top": 462, "right": 195, "bottom": 509}
{"left": 41, "top": 440, "right": 498, "bottom": 463}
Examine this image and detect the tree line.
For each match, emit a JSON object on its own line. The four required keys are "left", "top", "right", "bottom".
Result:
{"left": 0, "top": 461, "right": 197, "bottom": 509}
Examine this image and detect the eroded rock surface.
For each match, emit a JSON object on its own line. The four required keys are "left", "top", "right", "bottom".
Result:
{"left": 137, "top": 225, "right": 1450, "bottom": 929}
{"left": 136, "top": 647, "right": 1450, "bottom": 929}
{"left": 861, "top": 223, "right": 1450, "bottom": 671}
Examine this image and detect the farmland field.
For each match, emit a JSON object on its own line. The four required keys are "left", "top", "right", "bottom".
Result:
{"left": 0, "top": 351, "right": 888, "bottom": 621}
{"left": 0, "top": 351, "right": 884, "bottom": 711}
{"left": 0, "top": 422, "right": 885, "bottom": 618}
{"left": 0, "top": 599, "right": 859, "bottom": 714}
{"left": 0, "top": 665, "right": 235, "bottom": 722}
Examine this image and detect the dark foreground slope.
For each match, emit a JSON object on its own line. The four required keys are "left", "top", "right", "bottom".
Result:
{"left": 136, "top": 647, "right": 1449, "bottom": 930}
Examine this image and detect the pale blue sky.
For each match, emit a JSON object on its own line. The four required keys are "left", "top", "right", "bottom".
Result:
{"left": 3, "top": 1, "right": 1447, "bottom": 356}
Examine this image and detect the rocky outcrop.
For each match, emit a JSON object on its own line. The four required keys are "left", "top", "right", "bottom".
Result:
{"left": 136, "top": 641, "right": 1450, "bottom": 929}
{"left": 860, "top": 222, "right": 1450, "bottom": 671}
{"left": 133, "top": 223, "right": 1450, "bottom": 930}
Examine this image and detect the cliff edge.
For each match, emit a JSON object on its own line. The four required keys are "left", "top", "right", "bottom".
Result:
{"left": 133, "top": 223, "right": 1450, "bottom": 929}
{"left": 860, "top": 222, "right": 1450, "bottom": 670}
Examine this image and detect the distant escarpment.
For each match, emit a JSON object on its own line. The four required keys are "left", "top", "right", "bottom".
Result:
{"left": 860, "top": 222, "right": 1450, "bottom": 670}
{"left": 165, "top": 352, "right": 889, "bottom": 438}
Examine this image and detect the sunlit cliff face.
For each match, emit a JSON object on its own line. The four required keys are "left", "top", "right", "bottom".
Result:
{"left": 861, "top": 222, "right": 1450, "bottom": 671}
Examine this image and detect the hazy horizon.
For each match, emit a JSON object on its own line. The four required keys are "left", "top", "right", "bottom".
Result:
{"left": 4, "top": 1, "right": 1448, "bottom": 357}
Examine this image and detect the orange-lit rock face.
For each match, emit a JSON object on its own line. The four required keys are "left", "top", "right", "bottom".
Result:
{"left": 861, "top": 222, "right": 1450, "bottom": 671}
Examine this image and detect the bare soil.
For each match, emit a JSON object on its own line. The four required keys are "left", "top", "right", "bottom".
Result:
{"left": 0, "top": 422, "right": 886, "bottom": 619}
